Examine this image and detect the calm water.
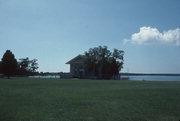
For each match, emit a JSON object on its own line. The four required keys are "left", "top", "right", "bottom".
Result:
{"left": 121, "top": 75, "right": 180, "bottom": 81}
{"left": 29, "top": 75, "right": 60, "bottom": 78}
{"left": 29, "top": 75, "right": 180, "bottom": 81}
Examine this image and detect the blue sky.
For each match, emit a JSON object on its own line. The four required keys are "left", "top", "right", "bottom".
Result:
{"left": 0, "top": 0, "right": 180, "bottom": 73}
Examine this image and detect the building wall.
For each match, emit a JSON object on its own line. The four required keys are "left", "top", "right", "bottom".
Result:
{"left": 70, "top": 63, "right": 85, "bottom": 78}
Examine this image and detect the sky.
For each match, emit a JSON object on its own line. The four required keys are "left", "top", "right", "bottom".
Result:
{"left": 0, "top": 0, "right": 180, "bottom": 73}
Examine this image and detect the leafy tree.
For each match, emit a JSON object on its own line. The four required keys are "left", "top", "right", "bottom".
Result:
{"left": 18, "top": 57, "right": 30, "bottom": 75}
{"left": 0, "top": 61, "right": 2, "bottom": 73}
{"left": 1, "top": 50, "right": 18, "bottom": 78}
{"left": 84, "top": 46, "right": 124, "bottom": 79}
{"left": 17, "top": 58, "right": 38, "bottom": 75}
{"left": 29, "top": 59, "right": 38, "bottom": 73}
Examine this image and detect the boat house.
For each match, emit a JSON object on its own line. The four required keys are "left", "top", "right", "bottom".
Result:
{"left": 66, "top": 55, "right": 86, "bottom": 78}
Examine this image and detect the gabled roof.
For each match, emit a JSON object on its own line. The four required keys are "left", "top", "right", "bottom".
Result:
{"left": 66, "top": 55, "right": 86, "bottom": 64}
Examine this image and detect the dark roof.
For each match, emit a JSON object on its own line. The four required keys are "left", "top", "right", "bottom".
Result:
{"left": 66, "top": 55, "right": 86, "bottom": 64}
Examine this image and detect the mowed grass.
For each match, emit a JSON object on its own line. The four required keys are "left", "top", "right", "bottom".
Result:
{"left": 0, "top": 78, "right": 180, "bottom": 121}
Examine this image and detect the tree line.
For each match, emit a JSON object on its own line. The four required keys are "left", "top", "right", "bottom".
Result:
{"left": 0, "top": 50, "right": 38, "bottom": 78}
{"left": 0, "top": 46, "right": 124, "bottom": 79}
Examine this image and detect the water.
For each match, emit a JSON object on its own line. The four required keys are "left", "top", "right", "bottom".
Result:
{"left": 29, "top": 75, "right": 60, "bottom": 78}
{"left": 29, "top": 75, "right": 180, "bottom": 81}
{"left": 121, "top": 75, "right": 180, "bottom": 81}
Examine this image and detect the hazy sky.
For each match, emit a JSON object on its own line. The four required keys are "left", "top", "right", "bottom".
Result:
{"left": 0, "top": 0, "right": 180, "bottom": 73}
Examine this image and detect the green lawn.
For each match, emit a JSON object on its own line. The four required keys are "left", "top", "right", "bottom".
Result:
{"left": 0, "top": 78, "right": 180, "bottom": 121}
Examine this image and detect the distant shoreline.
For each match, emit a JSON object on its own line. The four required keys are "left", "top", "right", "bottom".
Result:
{"left": 120, "top": 73, "right": 180, "bottom": 76}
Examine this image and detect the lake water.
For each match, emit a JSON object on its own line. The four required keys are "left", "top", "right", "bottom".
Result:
{"left": 29, "top": 75, "right": 180, "bottom": 81}
{"left": 29, "top": 75, "right": 60, "bottom": 78}
{"left": 121, "top": 75, "right": 180, "bottom": 81}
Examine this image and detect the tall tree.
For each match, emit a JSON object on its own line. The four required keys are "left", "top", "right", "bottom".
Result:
{"left": 84, "top": 46, "right": 124, "bottom": 79}
{"left": 1, "top": 50, "right": 18, "bottom": 78}
{"left": 0, "top": 61, "right": 2, "bottom": 73}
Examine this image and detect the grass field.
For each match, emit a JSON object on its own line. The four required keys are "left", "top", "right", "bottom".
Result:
{"left": 0, "top": 78, "right": 180, "bottom": 121}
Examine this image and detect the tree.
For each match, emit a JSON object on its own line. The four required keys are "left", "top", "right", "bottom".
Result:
{"left": 18, "top": 57, "right": 30, "bottom": 75}
{"left": 84, "top": 46, "right": 124, "bottom": 79}
{"left": 111, "top": 48, "right": 124, "bottom": 74}
{"left": 29, "top": 59, "right": 38, "bottom": 73}
{"left": 1, "top": 50, "right": 18, "bottom": 78}
{"left": 17, "top": 58, "right": 38, "bottom": 75}
{"left": 0, "top": 61, "right": 2, "bottom": 73}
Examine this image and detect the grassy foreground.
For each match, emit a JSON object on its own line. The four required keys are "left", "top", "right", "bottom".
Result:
{"left": 0, "top": 78, "right": 180, "bottom": 121}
